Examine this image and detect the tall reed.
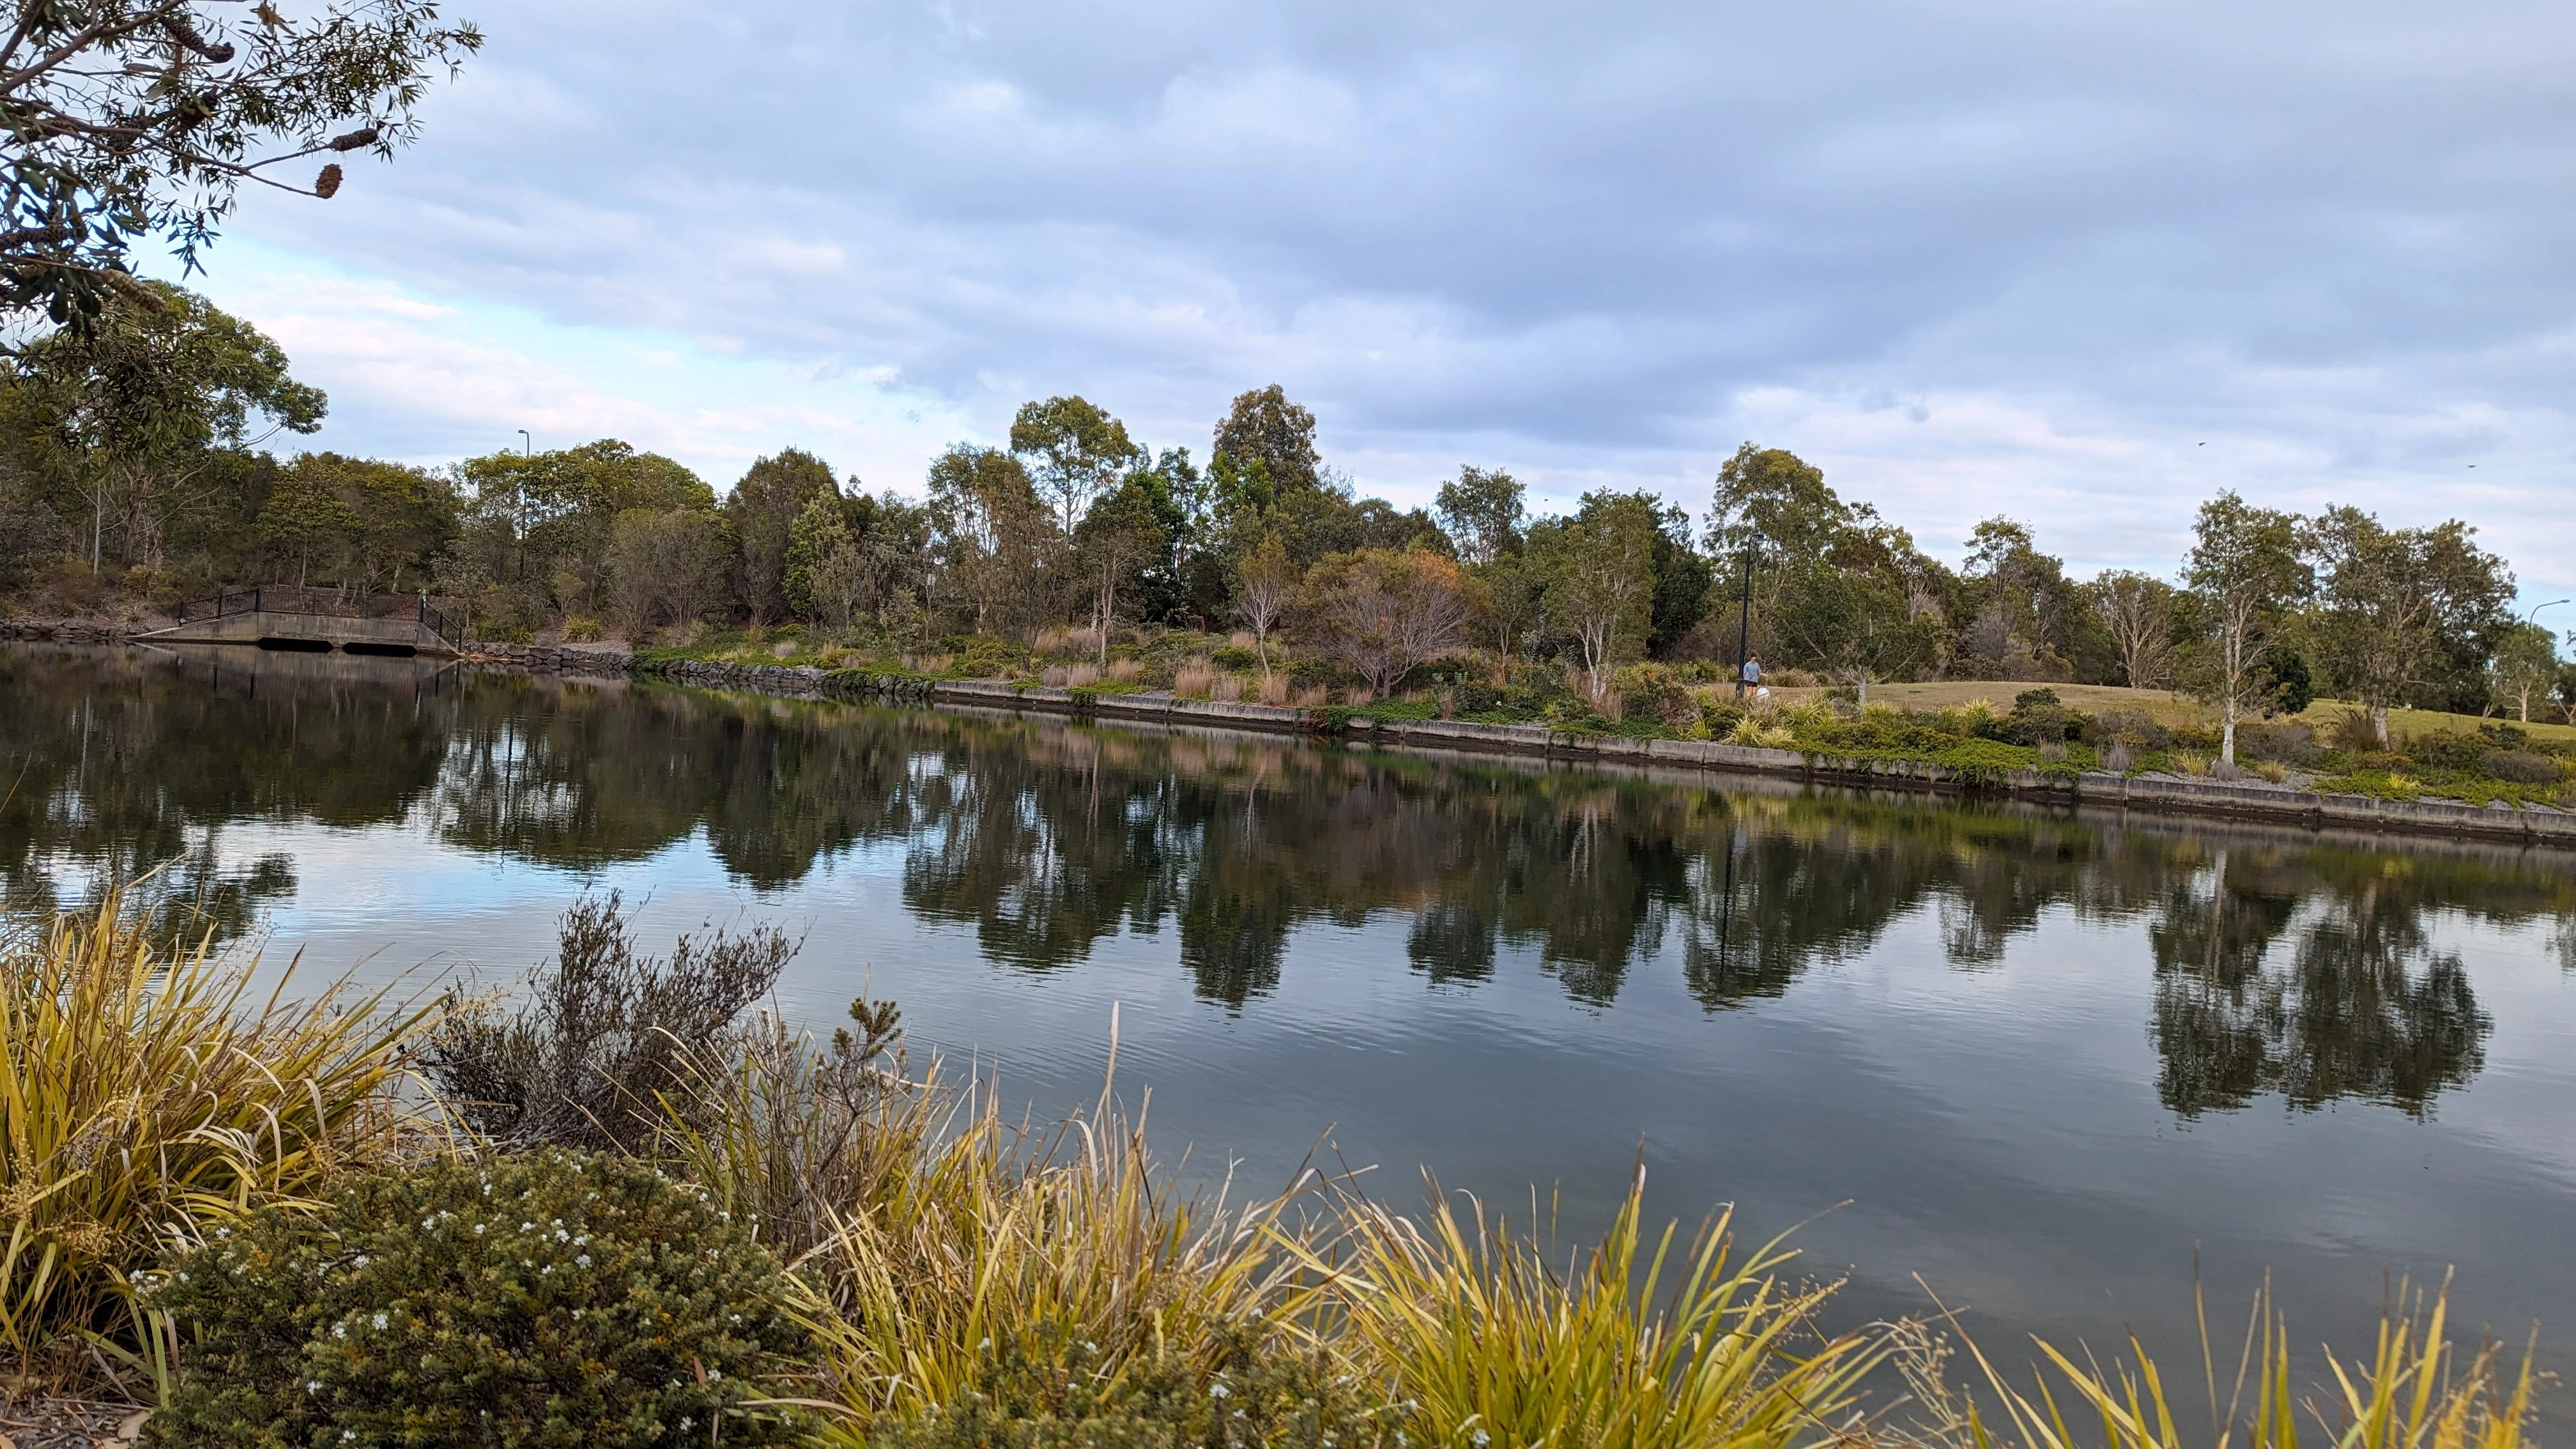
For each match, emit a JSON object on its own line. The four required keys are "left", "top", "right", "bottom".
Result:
{"left": 1899, "top": 1278, "right": 2534, "bottom": 1449}
{"left": 788, "top": 1085, "right": 1306, "bottom": 1429}
{"left": 0, "top": 895, "right": 434, "bottom": 1381}
{"left": 1291, "top": 1169, "right": 1887, "bottom": 1449}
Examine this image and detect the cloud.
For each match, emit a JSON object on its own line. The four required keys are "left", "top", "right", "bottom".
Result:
{"left": 182, "top": 0, "right": 2575, "bottom": 597}
{"left": 192, "top": 249, "right": 976, "bottom": 491}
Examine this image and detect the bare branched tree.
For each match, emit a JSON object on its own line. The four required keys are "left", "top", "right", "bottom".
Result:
{"left": 422, "top": 892, "right": 799, "bottom": 1154}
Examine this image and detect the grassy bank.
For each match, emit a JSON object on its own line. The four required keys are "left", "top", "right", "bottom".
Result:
{"left": 7, "top": 896, "right": 2542, "bottom": 1446}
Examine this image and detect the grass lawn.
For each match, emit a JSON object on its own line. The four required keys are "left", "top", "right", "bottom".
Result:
{"left": 1766, "top": 680, "right": 2576, "bottom": 744}
{"left": 1767, "top": 680, "right": 2209, "bottom": 724}
{"left": 2296, "top": 700, "right": 2576, "bottom": 744}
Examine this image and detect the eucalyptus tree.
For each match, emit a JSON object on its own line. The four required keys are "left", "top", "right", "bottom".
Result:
{"left": 0, "top": 0, "right": 480, "bottom": 326}
{"left": 2488, "top": 623, "right": 2558, "bottom": 725}
{"left": 16, "top": 279, "right": 321, "bottom": 572}
{"left": 1705, "top": 441, "right": 1847, "bottom": 564}
{"left": 1070, "top": 480, "right": 1167, "bottom": 664}
{"left": 2092, "top": 569, "right": 2178, "bottom": 689}
{"left": 2183, "top": 493, "right": 2306, "bottom": 764}
{"left": 1232, "top": 531, "right": 1292, "bottom": 677}
{"left": 1769, "top": 561, "right": 1942, "bottom": 705}
{"left": 260, "top": 451, "right": 453, "bottom": 592}
{"left": 252, "top": 456, "right": 352, "bottom": 586}
{"left": 1009, "top": 395, "right": 1140, "bottom": 535}
{"left": 2301, "top": 506, "right": 2513, "bottom": 742}
{"left": 1534, "top": 490, "right": 1658, "bottom": 703}
{"left": 1433, "top": 464, "right": 1523, "bottom": 566}
{"left": 924, "top": 442, "right": 1049, "bottom": 635}
{"left": 604, "top": 505, "right": 725, "bottom": 636}
{"left": 452, "top": 439, "right": 707, "bottom": 624}
{"left": 1959, "top": 516, "right": 2095, "bottom": 677}
{"left": 1211, "top": 383, "right": 1319, "bottom": 495}
{"left": 724, "top": 448, "right": 837, "bottom": 624}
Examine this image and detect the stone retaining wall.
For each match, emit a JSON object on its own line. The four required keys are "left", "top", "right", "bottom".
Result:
{"left": 457, "top": 641, "right": 634, "bottom": 675}
{"left": 631, "top": 656, "right": 834, "bottom": 696}
{"left": 0, "top": 618, "right": 148, "bottom": 645}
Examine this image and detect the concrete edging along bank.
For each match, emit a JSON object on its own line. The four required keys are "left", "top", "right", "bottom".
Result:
{"left": 623, "top": 656, "right": 2576, "bottom": 850}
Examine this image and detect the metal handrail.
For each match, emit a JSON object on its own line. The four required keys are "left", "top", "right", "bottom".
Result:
{"left": 174, "top": 586, "right": 468, "bottom": 645}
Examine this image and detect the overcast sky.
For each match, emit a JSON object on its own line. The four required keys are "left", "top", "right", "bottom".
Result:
{"left": 185, "top": 0, "right": 2575, "bottom": 606}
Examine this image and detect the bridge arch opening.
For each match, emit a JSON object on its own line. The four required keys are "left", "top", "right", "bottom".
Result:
{"left": 340, "top": 641, "right": 419, "bottom": 658}
{"left": 256, "top": 637, "right": 334, "bottom": 653}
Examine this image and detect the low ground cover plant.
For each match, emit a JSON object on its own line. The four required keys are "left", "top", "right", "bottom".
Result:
{"left": 141, "top": 1150, "right": 818, "bottom": 1448}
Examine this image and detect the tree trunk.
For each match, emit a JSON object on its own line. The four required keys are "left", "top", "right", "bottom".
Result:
{"left": 2370, "top": 705, "right": 2390, "bottom": 747}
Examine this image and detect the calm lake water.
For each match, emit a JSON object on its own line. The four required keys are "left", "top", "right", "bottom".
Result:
{"left": 8, "top": 642, "right": 2575, "bottom": 1407}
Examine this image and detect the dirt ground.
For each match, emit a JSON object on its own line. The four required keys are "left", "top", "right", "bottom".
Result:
{"left": 0, "top": 1392, "right": 148, "bottom": 1449}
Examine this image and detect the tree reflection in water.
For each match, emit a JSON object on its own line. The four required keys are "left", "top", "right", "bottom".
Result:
{"left": 1, "top": 643, "right": 2566, "bottom": 1116}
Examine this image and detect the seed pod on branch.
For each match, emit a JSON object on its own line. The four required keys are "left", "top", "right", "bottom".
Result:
{"left": 158, "top": 13, "right": 236, "bottom": 63}
{"left": 328, "top": 125, "right": 380, "bottom": 151}
{"left": 314, "top": 163, "right": 342, "bottom": 199}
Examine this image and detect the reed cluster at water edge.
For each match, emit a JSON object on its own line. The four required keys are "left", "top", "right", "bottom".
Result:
{"left": 0, "top": 892, "right": 2542, "bottom": 1448}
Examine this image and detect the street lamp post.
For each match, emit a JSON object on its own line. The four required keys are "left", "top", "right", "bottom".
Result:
{"left": 1734, "top": 531, "right": 1762, "bottom": 694}
{"left": 513, "top": 430, "right": 533, "bottom": 580}
{"left": 2528, "top": 599, "right": 2570, "bottom": 625}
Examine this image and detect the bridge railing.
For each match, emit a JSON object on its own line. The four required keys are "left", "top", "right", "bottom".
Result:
{"left": 176, "top": 587, "right": 466, "bottom": 647}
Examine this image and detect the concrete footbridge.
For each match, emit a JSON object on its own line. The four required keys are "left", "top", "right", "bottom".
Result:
{"left": 139, "top": 586, "right": 466, "bottom": 656}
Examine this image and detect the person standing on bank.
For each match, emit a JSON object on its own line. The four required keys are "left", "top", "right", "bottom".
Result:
{"left": 1738, "top": 653, "right": 1761, "bottom": 698}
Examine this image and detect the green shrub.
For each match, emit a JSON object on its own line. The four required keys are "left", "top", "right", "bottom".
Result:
{"left": 1209, "top": 645, "right": 1260, "bottom": 670}
{"left": 2478, "top": 721, "right": 2533, "bottom": 749}
{"left": 143, "top": 1151, "right": 817, "bottom": 1449}
{"left": 1996, "top": 689, "right": 2078, "bottom": 746}
{"left": 560, "top": 615, "right": 604, "bottom": 643}
{"left": 1285, "top": 658, "right": 1345, "bottom": 691}
{"left": 2480, "top": 749, "right": 2563, "bottom": 785}
{"left": 2235, "top": 721, "right": 2319, "bottom": 765}
{"left": 2409, "top": 733, "right": 2488, "bottom": 772}
{"left": 2086, "top": 707, "right": 2173, "bottom": 751}
{"left": 854, "top": 1325, "right": 1394, "bottom": 1449}
{"left": 1613, "top": 663, "right": 1694, "bottom": 728}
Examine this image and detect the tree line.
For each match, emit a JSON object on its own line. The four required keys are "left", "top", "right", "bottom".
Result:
{"left": 0, "top": 284, "right": 2559, "bottom": 741}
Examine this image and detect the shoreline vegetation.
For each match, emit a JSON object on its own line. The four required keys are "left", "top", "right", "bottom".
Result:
{"left": 1, "top": 889, "right": 2543, "bottom": 1448}
{"left": 3, "top": 618, "right": 2570, "bottom": 847}
{"left": 624, "top": 643, "right": 2576, "bottom": 848}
